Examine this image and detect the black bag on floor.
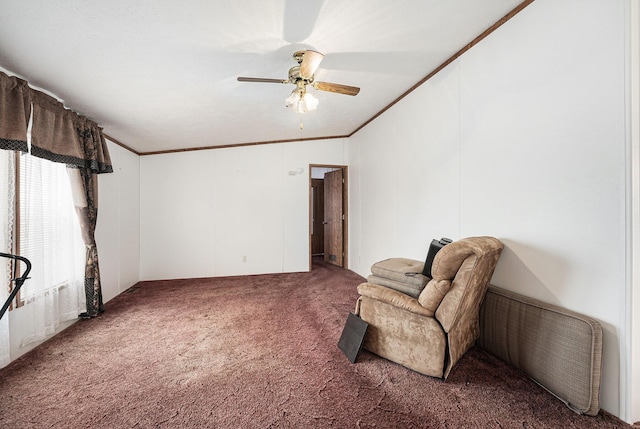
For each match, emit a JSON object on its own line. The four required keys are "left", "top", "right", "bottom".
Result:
{"left": 338, "top": 313, "right": 368, "bottom": 363}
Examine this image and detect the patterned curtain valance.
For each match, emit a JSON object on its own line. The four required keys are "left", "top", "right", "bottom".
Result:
{"left": 75, "top": 116, "right": 113, "bottom": 174}
{"left": 0, "top": 71, "right": 113, "bottom": 174}
{"left": 31, "top": 90, "right": 113, "bottom": 174}
{"left": 0, "top": 72, "right": 30, "bottom": 153}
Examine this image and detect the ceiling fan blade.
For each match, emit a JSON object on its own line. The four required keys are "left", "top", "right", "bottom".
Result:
{"left": 314, "top": 81, "right": 360, "bottom": 96}
{"left": 237, "top": 77, "right": 288, "bottom": 84}
{"left": 299, "top": 50, "right": 324, "bottom": 79}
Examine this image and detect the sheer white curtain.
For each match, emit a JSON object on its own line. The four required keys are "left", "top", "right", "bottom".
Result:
{"left": 17, "top": 152, "right": 86, "bottom": 346}
{"left": 0, "top": 150, "right": 14, "bottom": 367}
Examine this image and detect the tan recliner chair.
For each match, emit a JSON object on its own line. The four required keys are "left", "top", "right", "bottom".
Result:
{"left": 355, "top": 236, "right": 504, "bottom": 379}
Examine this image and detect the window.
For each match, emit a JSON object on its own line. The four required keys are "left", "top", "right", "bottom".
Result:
{"left": 2, "top": 150, "right": 85, "bottom": 346}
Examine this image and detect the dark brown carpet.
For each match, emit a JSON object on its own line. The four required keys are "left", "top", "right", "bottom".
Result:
{"left": 0, "top": 258, "right": 632, "bottom": 428}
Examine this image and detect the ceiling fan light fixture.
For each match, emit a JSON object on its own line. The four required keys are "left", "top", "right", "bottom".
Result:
{"left": 285, "top": 89, "right": 300, "bottom": 109}
{"left": 302, "top": 91, "right": 319, "bottom": 111}
{"left": 285, "top": 87, "right": 318, "bottom": 113}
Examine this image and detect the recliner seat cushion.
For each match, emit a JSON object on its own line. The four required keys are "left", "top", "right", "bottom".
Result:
{"left": 370, "top": 258, "right": 428, "bottom": 286}
{"left": 367, "top": 274, "right": 426, "bottom": 298}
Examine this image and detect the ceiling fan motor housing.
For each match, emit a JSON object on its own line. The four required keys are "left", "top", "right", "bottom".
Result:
{"left": 288, "top": 66, "right": 314, "bottom": 84}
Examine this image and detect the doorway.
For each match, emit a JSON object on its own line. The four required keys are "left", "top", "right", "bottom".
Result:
{"left": 309, "top": 165, "right": 348, "bottom": 270}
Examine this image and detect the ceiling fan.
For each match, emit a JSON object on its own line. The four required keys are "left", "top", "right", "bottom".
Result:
{"left": 237, "top": 50, "right": 360, "bottom": 114}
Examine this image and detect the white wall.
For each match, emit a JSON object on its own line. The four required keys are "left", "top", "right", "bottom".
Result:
{"left": 348, "top": 0, "right": 630, "bottom": 420}
{"left": 96, "top": 140, "right": 141, "bottom": 302}
{"left": 139, "top": 138, "right": 347, "bottom": 280}
{"left": 629, "top": 0, "right": 640, "bottom": 423}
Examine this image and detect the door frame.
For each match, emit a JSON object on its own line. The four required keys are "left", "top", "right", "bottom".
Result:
{"left": 308, "top": 164, "right": 348, "bottom": 270}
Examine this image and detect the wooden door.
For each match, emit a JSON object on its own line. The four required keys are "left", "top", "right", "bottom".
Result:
{"left": 310, "top": 178, "right": 324, "bottom": 255}
{"left": 324, "top": 169, "right": 343, "bottom": 266}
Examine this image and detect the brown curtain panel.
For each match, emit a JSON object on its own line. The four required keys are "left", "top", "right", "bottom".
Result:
{"left": 68, "top": 167, "right": 104, "bottom": 317}
{"left": 0, "top": 71, "right": 30, "bottom": 152}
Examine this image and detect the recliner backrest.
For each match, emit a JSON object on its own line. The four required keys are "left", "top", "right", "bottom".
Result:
{"left": 417, "top": 238, "right": 482, "bottom": 315}
{"left": 428, "top": 237, "right": 504, "bottom": 332}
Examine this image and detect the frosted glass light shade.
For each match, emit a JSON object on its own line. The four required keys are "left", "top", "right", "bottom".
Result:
{"left": 285, "top": 88, "right": 318, "bottom": 113}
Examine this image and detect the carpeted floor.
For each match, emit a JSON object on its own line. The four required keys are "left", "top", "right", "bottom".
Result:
{"left": 0, "top": 258, "right": 632, "bottom": 428}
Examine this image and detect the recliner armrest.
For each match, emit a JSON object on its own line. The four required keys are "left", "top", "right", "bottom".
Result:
{"left": 357, "top": 282, "right": 435, "bottom": 317}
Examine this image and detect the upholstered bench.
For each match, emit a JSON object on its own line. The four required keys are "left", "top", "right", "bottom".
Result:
{"left": 478, "top": 286, "right": 603, "bottom": 416}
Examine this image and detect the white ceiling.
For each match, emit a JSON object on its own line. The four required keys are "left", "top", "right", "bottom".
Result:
{"left": 0, "top": 0, "right": 527, "bottom": 154}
